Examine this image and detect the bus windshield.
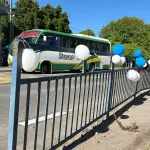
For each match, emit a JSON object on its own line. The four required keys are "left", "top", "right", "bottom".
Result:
{"left": 19, "top": 31, "right": 40, "bottom": 43}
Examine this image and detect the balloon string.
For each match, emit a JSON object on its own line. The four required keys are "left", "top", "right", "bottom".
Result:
{"left": 22, "top": 40, "right": 31, "bottom": 49}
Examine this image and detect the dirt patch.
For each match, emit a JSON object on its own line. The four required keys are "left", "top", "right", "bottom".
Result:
{"left": 114, "top": 113, "right": 138, "bottom": 132}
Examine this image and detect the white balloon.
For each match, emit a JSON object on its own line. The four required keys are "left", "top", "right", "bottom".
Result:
{"left": 120, "top": 57, "right": 126, "bottom": 65}
{"left": 112, "top": 55, "right": 121, "bottom": 65}
{"left": 22, "top": 48, "right": 39, "bottom": 72}
{"left": 75, "top": 45, "right": 90, "bottom": 60}
{"left": 126, "top": 70, "right": 140, "bottom": 82}
{"left": 148, "top": 60, "right": 150, "bottom": 65}
{"left": 143, "top": 63, "right": 147, "bottom": 68}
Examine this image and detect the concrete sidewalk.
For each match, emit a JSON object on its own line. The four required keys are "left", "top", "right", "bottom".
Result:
{"left": 62, "top": 90, "right": 150, "bottom": 150}
{"left": 0, "top": 66, "right": 12, "bottom": 72}
{"left": 0, "top": 68, "right": 11, "bottom": 84}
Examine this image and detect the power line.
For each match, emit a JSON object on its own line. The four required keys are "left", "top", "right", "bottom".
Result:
{"left": 69, "top": 26, "right": 83, "bottom": 32}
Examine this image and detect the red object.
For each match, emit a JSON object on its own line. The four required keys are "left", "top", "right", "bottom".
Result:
{"left": 20, "top": 31, "right": 40, "bottom": 38}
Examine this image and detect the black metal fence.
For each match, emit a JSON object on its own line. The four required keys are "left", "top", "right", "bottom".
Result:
{"left": 8, "top": 43, "right": 150, "bottom": 150}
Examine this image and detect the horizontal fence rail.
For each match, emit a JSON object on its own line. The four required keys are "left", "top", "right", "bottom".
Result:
{"left": 8, "top": 45, "right": 150, "bottom": 150}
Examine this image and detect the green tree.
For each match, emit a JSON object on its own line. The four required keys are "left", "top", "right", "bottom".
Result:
{"left": 99, "top": 16, "right": 150, "bottom": 57}
{"left": 0, "top": 0, "right": 9, "bottom": 46}
{"left": 13, "top": 0, "right": 39, "bottom": 34}
{"left": 79, "top": 29, "right": 95, "bottom": 36}
{"left": 39, "top": 4, "right": 71, "bottom": 33}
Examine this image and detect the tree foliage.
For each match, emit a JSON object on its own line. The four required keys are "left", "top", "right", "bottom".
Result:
{"left": 99, "top": 16, "right": 150, "bottom": 57}
{"left": 0, "top": 0, "right": 71, "bottom": 47}
{"left": 13, "top": 0, "right": 39, "bottom": 33}
{"left": 39, "top": 4, "right": 71, "bottom": 33}
{"left": 0, "top": 0, "right": 9, "bottom": 46}
{"left": 79, "top": 29, "right": 95, "bottom": 36}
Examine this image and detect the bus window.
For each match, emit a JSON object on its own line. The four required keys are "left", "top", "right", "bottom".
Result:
{"left": 91, "top": 42, "right": 96, "bottom": 51}
{"left": 37, "top": 35, "right": 45, "bottom": 44}
{"left": 70, "top": 38, "right": 76, "bottom": 48}
{"left": 95, "top": 42, "right": 100, "bottom": 53}
{"left": 104, "top": 44, "right": 110, "bottom": 54}
{"left": 61, "top": 36, "right": 70, "bottom": 48}
{"left": 77, "top": 39, "right": 90, "bottom": 49}
{"left": 46, "top": 35, "right": 54, "bottom": 45}
{"left": 60, "top": 36, "right": 66, "bottom": 47}
{"left": 55, "top": 35, "right": 60, "bottom": 47}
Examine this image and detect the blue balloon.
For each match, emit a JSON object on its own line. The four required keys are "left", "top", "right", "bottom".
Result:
{"left": 113, "top": 44, "right": 124, "bottom": 56}
{"left": 134, "top": 49, "right": 142, "bottom": 58}
{"left": 135, "top": 57, "right": 146, "bottom": 67}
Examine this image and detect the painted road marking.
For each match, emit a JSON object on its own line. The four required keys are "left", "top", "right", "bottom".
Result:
{"left": 18, "top": 110, "right": 72, "bottom": 126}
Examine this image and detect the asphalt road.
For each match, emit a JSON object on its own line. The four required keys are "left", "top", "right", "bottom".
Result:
{"left": 0, "top": 71, "right": 128, "bottom": 150}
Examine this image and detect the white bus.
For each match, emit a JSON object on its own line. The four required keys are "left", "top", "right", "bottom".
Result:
{"left": 8, "top": 29, "right": 111, "bottom": 73}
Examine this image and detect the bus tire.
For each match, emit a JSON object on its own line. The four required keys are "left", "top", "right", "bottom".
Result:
{"left": 41, "top": 61, "right": 51, "bottom": 74}
{"left": 89, "top": 63, "right": 95, "bottom": 72}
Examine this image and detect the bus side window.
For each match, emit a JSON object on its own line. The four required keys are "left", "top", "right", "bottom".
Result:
{"left": 91, "top": 42, "right": 95, "bottom": 51}
{"left": 37, "top": 35, "right": 44, "bottom": 44}
{"left": 95, "top": 42, "right": 99, "bottom": 54}
{"left": 66, "top": 38, "right": 71, "bottom": 48}
{"left": 101, "top": 43, "right": 110, "bottom": 54}
{"left": 60, "top": 36, "right": 66, "bottom": 47}
{"left": 47, "top": 35, "right": 54, "bottom": 45}
{"left": 55, "top": 35, "right": 60, "bottom": 47}
{"left": 99, "top": 43, "right": 104, "bottom": 53}
{"left": 70, "top": 38, "right": 76, "bottom": 48}
{"left": 61, "top": 36, "right": 70, "bottom": 48}
{"left": 77, "top": 39, "right": 89, "bottom": 48}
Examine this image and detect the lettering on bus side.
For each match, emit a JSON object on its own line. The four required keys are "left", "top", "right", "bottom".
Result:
{"left": 59, "top": 52, "right": 75, "bottom": 60}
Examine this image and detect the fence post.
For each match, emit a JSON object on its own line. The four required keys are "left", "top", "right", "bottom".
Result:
{"left": 134, "top": 68, "right": 140, "bottom": 100}
{"left": 8, "top": 39, "right": 24, "bottom": 150}
{"left": 106, "top": 63, "right": 114, "bottom": 119}
{"left": 82, "top": 60, "right": 86, "bottom": 73}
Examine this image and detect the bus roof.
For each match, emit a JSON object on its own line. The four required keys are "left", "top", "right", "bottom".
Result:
{"left": 24, "top": 29, "right": 110, "bottom": 44}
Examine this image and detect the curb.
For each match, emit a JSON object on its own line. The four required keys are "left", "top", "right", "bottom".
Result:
{"left": 0, "top": 70, "right": 12, "bottom": 72}
{"left": 0, "top": 81, "right": 11, "bottom": 85}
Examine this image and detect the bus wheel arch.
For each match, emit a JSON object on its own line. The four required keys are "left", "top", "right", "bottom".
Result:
{"left": 89, "top": 63, "right": 95, "bottom": 72}
{"left": 40, "top": 61, "right": 51, "bottom": 74}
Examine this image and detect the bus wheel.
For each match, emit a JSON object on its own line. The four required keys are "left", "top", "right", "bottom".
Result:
{"left": 89, "top": 63, "right": 95, "bottom": 72}
{"left": 41, "top": 62, "right": 51, "bottom": 74}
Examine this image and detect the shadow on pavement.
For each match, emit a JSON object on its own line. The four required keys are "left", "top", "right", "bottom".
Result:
{"left": 62, "top": 91, "right": 149, "bottom": 150}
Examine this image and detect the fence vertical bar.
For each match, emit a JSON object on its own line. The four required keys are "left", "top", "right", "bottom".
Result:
{"left": 134, "top": 69, "right": 140, "bottom": 100}
{"left": 92, "top": 73, "right": 98, "bottom": 120}
{"left": 89, "top": 74, "right": 95, "bottom": 122}
{"left": 34, "top": 82, "right": 41, "bottom": 150}
{"left": 76, "top": 76, "right": 82, "bottom": 131}
{"left": 70, "top": 77, "right": 77, "bottom": 134}
{"left": 23, "top": 83, "right": 31, "bottom": 150}
{"left": 51, "top": 79, "right": 58, "bottom": 147}
{"left": 85, "top": 74, "right": 91, "bottom": 125}
{"left": 65, "top": 77, "right": 72, "bottom": 138}
{"left": 106, "top": 64, "right": 114, "bottom": 119}
{"left": 96, "top": 73, "right": 102, "bottom": 117}
{"left": 58, "top": 79, "right": 65, "bottom": 142}
{"left": 42, "top": 81, "right": 50, "bottom": 150}
{"left": 99, "top": 73, "right": 105, "bottom": 116}
{"left": 8, "top": 40, "right": 24, "bottom": 150}
{"left": 80, "top": 75, "right": 87, "bottom": 127}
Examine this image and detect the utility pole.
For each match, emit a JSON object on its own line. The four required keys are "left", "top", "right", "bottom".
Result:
{"left": 10, "top": 0, "right": 13, "bottom": 44}
{"left": 0, "top": 3, "right": 9, "bottom": 66}
{"left": 10, "top": 0, "right": 12, "bottom": 44}
{"left": 0, "top": 16, "right": 1, "bottom": 55}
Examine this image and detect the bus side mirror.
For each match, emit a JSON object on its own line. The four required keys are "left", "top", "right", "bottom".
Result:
{"left": 43, "top": 36, "right": 47, "bottom": 42}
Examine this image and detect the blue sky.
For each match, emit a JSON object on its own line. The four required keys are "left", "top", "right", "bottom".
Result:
{"left": 15, "top": 0, "right": 150, "bottom": 36}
